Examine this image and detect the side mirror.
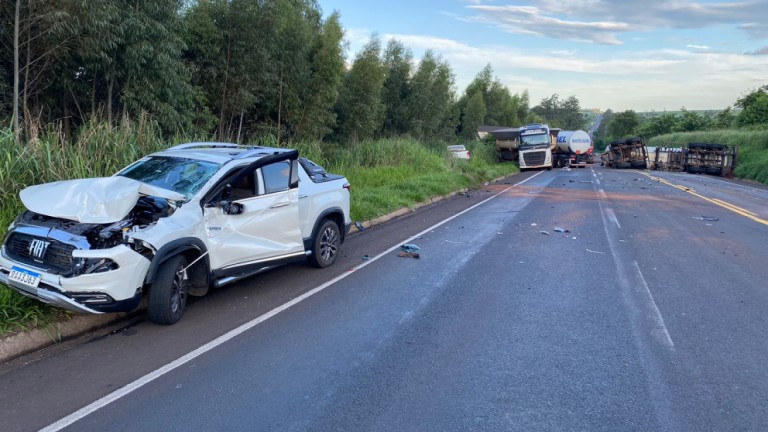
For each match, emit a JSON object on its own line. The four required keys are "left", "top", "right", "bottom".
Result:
{"left": 222, "top": 201, "right": 244, "bottom": 215}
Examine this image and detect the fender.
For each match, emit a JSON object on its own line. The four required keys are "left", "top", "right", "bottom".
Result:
{"left": 144, "top": 237, "right": 210, "bottom": 285}
{"left": 303, "top": 207, "right": 346, "bottom": 250}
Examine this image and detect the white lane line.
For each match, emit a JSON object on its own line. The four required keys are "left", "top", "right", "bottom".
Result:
{"left": 606, "top": 207, "right": 621, "bottom": 229}
{"left": 633, "top": 261, "right": 675, "bottom": 348}
{"left": 41, "top": 171, "right": 546, "bottom": 432}
{"left": 595, "top": 178, "right": 601, "bottom": 185}
{"left": 598, "top": 188, "right": 608, "bottom": 200}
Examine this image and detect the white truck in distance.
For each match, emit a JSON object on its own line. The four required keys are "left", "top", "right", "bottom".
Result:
{"left": 517, "top": 124, "right": 594, "bottom": 170}
{"left": 0, "top": 143, "right": 351, "bottom": 325}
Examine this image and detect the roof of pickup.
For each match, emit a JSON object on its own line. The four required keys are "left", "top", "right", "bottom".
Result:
{"left": 149, "top": 142, "right": 294, "bottom": 164}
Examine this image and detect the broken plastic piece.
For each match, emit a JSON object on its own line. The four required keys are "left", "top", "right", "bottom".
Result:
{"left": 692, "top": 216, "right": 719, "bottom": 221}
{"left": 354, "top": 221, "right": 367, "bottom": 231}
{"left": 361, "top": 255, "right": 371, "bottom": 261}
{"left": 540, "top": 231, "right": 550, "bottom": 236}
{"left": 398, "top": 252, "right": 420, "bottom": 259}
{"left": 554, "top": 227, "right": 571, "bottom": 234}
{"left": 586, "top": 249, "right": 605, "bottom": 254}
{"left": 400, "top": 244, "right": 421, "bottom": 253}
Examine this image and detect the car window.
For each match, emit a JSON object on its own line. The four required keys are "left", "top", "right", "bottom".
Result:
{"left": 261, "top": 161, "right": 291, "bottom": 194}
{"left": 118, "top": 156, "right": 220, "bottom": 199}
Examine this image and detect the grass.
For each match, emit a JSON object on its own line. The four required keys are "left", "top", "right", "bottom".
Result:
{"left": 648, "top": 129, "right": 768, "bottom": 184}
{"left": 0, "top": 123, "right": 517, "bottom": 336}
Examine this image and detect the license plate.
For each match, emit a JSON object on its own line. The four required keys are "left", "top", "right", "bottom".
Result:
{"left": 9, "top": 266, "right": 42, "bottom": 288}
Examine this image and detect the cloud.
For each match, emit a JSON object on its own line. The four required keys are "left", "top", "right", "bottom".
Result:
{"left": 745, "top": 46, "right": 768, "bottom": 55}
{"left": 461, "top": 1, "right": 768, "bottom": 44}
{"left": 686, "top": 44, "right": 710, "bottom": 50}
{"left": 464, "top": 5, "right": 631, "bottom": 45}
{"left": 382, "top": 33, "right": 768, "bottom": 110}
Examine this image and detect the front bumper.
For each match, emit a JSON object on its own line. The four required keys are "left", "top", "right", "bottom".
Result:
{"left": 0, "top": 244, "right": 151, "bottom": 314}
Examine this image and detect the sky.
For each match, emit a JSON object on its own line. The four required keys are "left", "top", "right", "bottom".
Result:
{"left": 316, "top": 0, "right": 768, "bottom": 112}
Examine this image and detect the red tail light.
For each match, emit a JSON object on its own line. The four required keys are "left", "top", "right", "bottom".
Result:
{"left": 466, "top": 151, "right": 471, "bottom": 158}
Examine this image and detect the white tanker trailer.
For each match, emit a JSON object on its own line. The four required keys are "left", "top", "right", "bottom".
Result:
{"left": 553, "top": 130, "right": 594, "bottom": 168}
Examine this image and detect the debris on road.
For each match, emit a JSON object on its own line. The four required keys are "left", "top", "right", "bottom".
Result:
{"left": 586, "top": 249, "right": 606, "bottom": 254}
{"left": 398, "top": 251, "right": 420, "bottom": 259}
{"left": 554, "top": 227, "right": 571, "bottom": 233}
{"left": 540, "top": 231, "right": 551, "bottom": 236}
{"left": 693, "top": 216, "right": 719, "bottom": 221}
{"left": 579, "top": 181, "right": 594, "bottom": 184}
{"left": 361, "top": 255, "right": 371, "bottom": 261}
{"left": 354, "top": 221, "right": 367, "bottom": 231}
{"left": 531, "top": 223, "right": 538, "bottom": 227}
{"left": 400, "top": 244, "right": 421, "bottom": 253}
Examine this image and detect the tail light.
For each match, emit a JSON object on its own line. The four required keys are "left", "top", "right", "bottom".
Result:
{"left": 466, "top": 151, "right": 471, "bottom": 158}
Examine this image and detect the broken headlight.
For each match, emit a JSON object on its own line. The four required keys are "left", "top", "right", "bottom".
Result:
{"left": 73, "top": 258, "right": 119, "bottom": 276}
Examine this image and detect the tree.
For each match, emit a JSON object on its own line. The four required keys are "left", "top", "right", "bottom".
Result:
{"left": 712, "top": 106, "right": 736, "bottom": 129}
{"left": 336, "top": 35, "right": 385, "bottom": 144}
{"left": 735, "top": 86, "right": 768, "bottom": 127}
{"left": 675, "top": 107, "right": 710, "bottom": 132}
{"left": 608, "top": 110, "right": 639, "bottom": 138}
{"left": 295, "top": 11, "right": 345, "bottom": 141}
{"left": 380, "top": 39, "right": 412, "bottom": 137}
{"left": 635, "top": 113, "right": 678, "bottom": 139}
{"left": 406, "top": 50, "right": 456, "bottom": 141}
{"left": 461, "top": 91, "right": 486, "bottom": 140}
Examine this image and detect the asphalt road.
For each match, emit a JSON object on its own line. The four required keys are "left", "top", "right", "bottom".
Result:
{"left": 1, "top": 166, "right": 767, "bottom": 431}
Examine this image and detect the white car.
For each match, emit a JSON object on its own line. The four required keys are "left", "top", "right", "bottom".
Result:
{"left": 447, "top": 144, "right": 471, "bottom": 160}
{"left": 0, "top": 143, "right": 351, "bottom": 324}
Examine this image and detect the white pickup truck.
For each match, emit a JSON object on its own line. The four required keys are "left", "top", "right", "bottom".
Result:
{"left": 0, "top": 143, "right": 351, "bottom": 324}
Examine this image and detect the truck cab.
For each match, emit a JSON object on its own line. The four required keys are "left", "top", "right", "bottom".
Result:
{"left": 518, "top": 124, "right": 554, "bottom": 170}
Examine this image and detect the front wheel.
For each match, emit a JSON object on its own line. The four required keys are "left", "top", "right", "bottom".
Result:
{"left": 148, "top": 255, "right": 189, "bottom": 325}
{"left": 308, "top": 219, "right": 340, "bottom": 268}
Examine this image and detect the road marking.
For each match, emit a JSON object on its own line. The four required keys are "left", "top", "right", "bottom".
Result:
{"left": 595, "top": 178, "right": 601, "bottom": 185}
{"left": 606, "top": 207, "right": 621, "bottom": 229}
{"left": 40, "top": 171, "right": 546, "bottom": 432}
{"left": 643, "top": 173, "right": 768, "bottom": 226}
{"left": 711, "top": 198, "right": 758, "bottom": 216}
{"left": 598, "top": 188, "right": 607, "bottom": 200}
{"left": 633, "top": 261, "right": 675, "bottom": 348}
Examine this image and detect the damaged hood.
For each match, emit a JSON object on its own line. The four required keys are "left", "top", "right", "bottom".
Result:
{"left": 20, "top": 177, "right": 186, "bottom": 224}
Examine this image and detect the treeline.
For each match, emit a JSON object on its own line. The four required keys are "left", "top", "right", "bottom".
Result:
{"left": 594, "top": 86, "right": 768, "bottom": 148}
{"left": 0, "top": 0, "right": 579, "bottom": 145}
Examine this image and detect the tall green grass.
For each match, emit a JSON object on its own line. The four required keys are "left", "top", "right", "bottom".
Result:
{"left": 0, "top": 124, "right": 517, "bottom": 336}
{"left": 648, "top": 129, "right": 768, "bottom": 184}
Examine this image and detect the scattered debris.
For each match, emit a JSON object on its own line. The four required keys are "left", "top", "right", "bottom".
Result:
{"left": 586, "top": 249, "right": 605, "bottom": 254}
{"left": 554, "top": 227, "right": 570, "bottom": 234}
{"left": 569, "top": 180, "right": 575, "bottom": 183}
{"left": 398, "top": 251, "right": 420, "bottom": 259}
{"left": 354, "top": 221, "right": 367, "bottom": 231}
{"left": 497, "top": 232, "right": 503, "bottom": 235}
{"left": 693, "top": 216, "right": 719, "bottom": 221}
{"left": 531, "top": 223, "right": 538, "bottom": 227}
{"left": 540, "top": 230, "right": 551, "bottom": 236}
{"left": 579, "top": 181, "right": 594, "bottom": 184}
{"left": 572, "top": 237, "right": 577, "bottom": 240}
{"left": 444, "top": 240, "right": 461, "bottom": 244}
{"left": 400, "top": 244, "right": 421, "bottom": 253}
{"left": 361, "top": 255, "right": 371, "bottom": 261}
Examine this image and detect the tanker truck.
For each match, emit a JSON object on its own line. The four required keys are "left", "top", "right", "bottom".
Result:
{"left": 553, "top": 130, "right": 594, "bottom": 168}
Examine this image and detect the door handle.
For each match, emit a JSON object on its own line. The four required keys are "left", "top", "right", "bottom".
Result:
{"left": 299, "top": 194, "right": 309, "bottom": 199}
{"left": 270, "top": 202, "right": 290, "bottom": 209}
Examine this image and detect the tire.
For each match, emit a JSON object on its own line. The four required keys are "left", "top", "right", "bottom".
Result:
{"left": 630, "top": 160, "right": 647, "bottom": 169}
{"left": 687, "top": 166, "right": 704, "bottom": 174}
{"left": 616, "top": 162, "right": 631, "bottom": 169}
{"left": 148, "top": 255, "right": 189, "bottom": 325}
{"left": 308, "top": 219, "right": 340, "bottom": 268}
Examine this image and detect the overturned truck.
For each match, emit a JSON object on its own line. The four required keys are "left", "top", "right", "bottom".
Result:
{"left": 602, "top": 137, "right": 648, "bottom": 169}
{"left": 650, "top": 143, "right": 737, "bottom": 177}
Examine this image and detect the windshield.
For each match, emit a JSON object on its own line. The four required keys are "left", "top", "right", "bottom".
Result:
{"left": 118, "top": 156, "right": 220, "bottom": 200}
{"left": 521, "top": 133, "right": 550, "bottom": 146}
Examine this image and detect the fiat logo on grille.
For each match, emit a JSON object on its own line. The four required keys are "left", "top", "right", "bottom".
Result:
{"left": 28, "top": 239, "right": 51, "bottom": 260}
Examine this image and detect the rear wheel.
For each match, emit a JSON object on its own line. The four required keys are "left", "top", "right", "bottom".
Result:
{"left": 308, "top": 219, "right": 340, "bottom": 268}
{"left": 148, "top": 255, "right": 188, "bottom": 325}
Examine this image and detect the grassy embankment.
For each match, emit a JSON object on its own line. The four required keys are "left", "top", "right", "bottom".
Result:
{"left": 648, "top": 129, "right": 768, "bottom": 184}
{"left": 0, "top": 122, "right": 516, "bottom": 335}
